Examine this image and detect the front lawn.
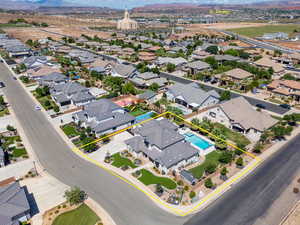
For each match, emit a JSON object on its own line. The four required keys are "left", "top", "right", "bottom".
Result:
{"left": 11, "top": 148, "right": 27, "bottom": 158}
{"left": 111, "top": 153, "right": 137, "bottom": 169}
{"left": 189, "top": 151, "right": 222, "bottom": 179}
{"left": 138, "top": 169, "right": 177, "bottom": 190}
{"left": 62, "top": 124, "right": 80, "bottom": 137}
{"left": 52, "top": 203, "right": 100, "bottom": 225}
{"left": 214, "top": 123, "right": 250, "bottom": 147}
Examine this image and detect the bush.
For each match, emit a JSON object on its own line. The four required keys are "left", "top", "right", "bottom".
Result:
{"left": 293, "top": 188, "right": 299, "bottom": 194}
{"left": 205, "top": 178, "right": 214, "bottom": 189}
{"left": 64, "top": 187, "right": 87, "bottom": 205}
{"left": 177, "top": 180, "right": 184, "bottom": 186}
{"left": 236, "top": 157, "right": 244, "bottom": 167}
{"left": 189, "top": 191, "right": 196, "bottom": 199}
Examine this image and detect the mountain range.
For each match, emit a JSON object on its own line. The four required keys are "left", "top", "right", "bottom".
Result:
{"left": 1, "top": 0, "right": 300, "bottom": 9}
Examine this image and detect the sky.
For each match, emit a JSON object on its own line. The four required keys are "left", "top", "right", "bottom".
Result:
{"left": 20, "top": 0, "right": 286, "bottom": 9}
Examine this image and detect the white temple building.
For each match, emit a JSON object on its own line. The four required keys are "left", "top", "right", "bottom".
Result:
{"left": 117, "top": 9, "right": 139, "bottom": 30}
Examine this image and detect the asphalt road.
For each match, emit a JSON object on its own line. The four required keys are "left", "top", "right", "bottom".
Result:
{"left": 160, "top": 72, "right": 290, "bottom": 115}
{"left": 1, "top": 62, "right": 300, "bottom": 225}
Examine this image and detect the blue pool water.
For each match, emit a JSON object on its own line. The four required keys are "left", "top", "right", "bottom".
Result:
{"left": 135, "top": 111, "right": 154, "bottom": 122}
{"left": 184, "top": 133, "right": 212, "bottom": 150}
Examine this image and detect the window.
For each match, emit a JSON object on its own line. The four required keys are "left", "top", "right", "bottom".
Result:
{"left": 209, "top": 112, "right": 216, "bottom": 118}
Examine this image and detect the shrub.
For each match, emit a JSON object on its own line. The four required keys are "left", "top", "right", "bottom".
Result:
{"left": 293, "top": 188, "right": 299, "bottom": 194}
{"left": 236, "top": 157, "right": 244, "bottom": 167}
{"left": 189, "top": 191, "right": 196, "bottom": 199}
{"left": 64, "top": 187, "right": 87, "bottom": 205}
{"left": 205, "top": 178, "right": 214, "bottom": 189}
{"left": 205, "top": 163, "right": 217, "bottom": 174}
{"left": 177, "top": 180, "right": 184, "bottom": 186}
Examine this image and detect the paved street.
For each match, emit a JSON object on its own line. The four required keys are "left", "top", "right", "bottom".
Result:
{"left": 160, "top": 72, "right": 290, "bottom": 115}
{"left": 1, "top": 61, "right": 300, "bottom": 225}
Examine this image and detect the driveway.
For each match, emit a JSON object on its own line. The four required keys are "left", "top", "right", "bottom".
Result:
{"left": 0, "top": 159, "right": 34, "bottom": 180}
{"left": 0, "top": 114, "right": 15, "bottom": 132}
{"left": 89, "top": 131, "right": 133, "bottom": 161}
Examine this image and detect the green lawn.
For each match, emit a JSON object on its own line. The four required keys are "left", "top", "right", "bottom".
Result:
{"left": 0, "top": 23, "right": 32, "bottom": 28}
{"left": 52, "top": 204, "right": 100, "bottom": 225}
{"left": 111, "top": 153, "right": 137, "bottom": 169}
{"left": 214, "top": 123, "right": 250, "bottom": 147}
{"left": 32, "top": 91, "right": 58, "bottom": 111}
{"left": 129, "top": 108, "right": 147, "bottom": 116}
{"left": 189, "top": 151, "right": 222, "bottom": 179}
{"left": 2, "top": 136, "right": 21, "bottom": 148}
{"left": 138, "top": 169, "right": 177, "bottom": 189}
{"left": 11, "top": 148, "right": 27, "bottom": 158}
{"left": 62, "top": 124, "right": 80, "bottom": 137}
{"left": 227, "top": 24, "right": 300, "bottom": 38}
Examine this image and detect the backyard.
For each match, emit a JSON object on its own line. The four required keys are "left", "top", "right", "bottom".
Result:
{"left": 32, "top": 90, "right": 58, "bottom": 111}
{"left": 52, "top": 204, "right": 100, "bottom": 225}
{"left": 189, "top": 151, "right": 222, "bottom": 179}
{"left": 227, "top": 24, "right": 300, "bottom": 38}
{"left": 137, "top": 169, "right": 177, "bottom": 190}
{"left": 214, "top": 123, "right": 251, "bottom": 147}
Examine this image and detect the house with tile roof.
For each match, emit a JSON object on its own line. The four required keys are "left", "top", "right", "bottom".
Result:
{"left": 72, "top": 99, "right": 135, "bottom": 137}
{"left": 267, "top": 79, "right": 300, "bottom": 101}
{"left": 0, "top": 178, "right": 31, "bottom": 225}
{"left": 195, "top": 96, "right": 277, "bottom": 141}
{"left": 125, "top": 118, "right": 200, "bottom": 174}
{"left": 166, "top": 83, "right": 220, "bottom": 110}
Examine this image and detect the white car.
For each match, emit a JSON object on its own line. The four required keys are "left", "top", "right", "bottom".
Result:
{"left": 35, "top": 105, "right": 41, "bottom": 111}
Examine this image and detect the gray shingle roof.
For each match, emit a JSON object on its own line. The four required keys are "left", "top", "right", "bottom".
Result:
{"left": 138, "top": 90, "right": 156, "bottom": 100}
{"left": 23, "top": 56, "right": 47, "bottom": 67}
{"left": 39, "top": 72, "right": 68, "bottom": 85}
{"left": 137, "top": 72, "right": 159, "bottom": 80}
{"left": 0, "top": 181, "right": 30, "bottom": 225}
{"left": 134, "top": 118, "right": 183, "bottom": 150}
{"left": 112, "top": 64, "right": 136, "bottom": 77}
{"left": 168, "top": 83, "right": 220, "bottom": 107}
{"left": 72, "top": 91, "right": 95, "bottom": 103}
{"left": 74, "top": 99, "right": 135, "bottom": 134}
{"left": 51, "top": 82, "right": 88, "bottom": 96}
{"left": 185, "top": 61, "right": 210, "bottom": 70}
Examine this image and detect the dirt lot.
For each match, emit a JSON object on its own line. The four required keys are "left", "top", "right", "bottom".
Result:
{"left": 268, "top": 40, "right": 300, "bottom": 50}
{"left": 3, "top": 26, "right": 112, "bottom": 42}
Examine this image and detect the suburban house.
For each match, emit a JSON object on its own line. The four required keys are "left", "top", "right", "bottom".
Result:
{"left": 0, "top": 177, "right": 31, "bottom": 225}
{"left": 166, "top": 83, "right": 220, "bottom": 110}
{"left": 68, "top": 50, "right": 96, "bottom": 64}
{"left": 125, "top": 118, "right": 199, "bottom": 174}
{"left": 89, "top": 59, "right": 115, "bottom": 74}
{"left": 50, "top": 82, "right": 95, "bottom": 107}
{"left": 130, "top": 72, "right": 168, "bottom": 88}
{"left": 22, "top": 56, "right": 50, "bottom": 69}
{"left": 5, "top": 45, "right": 31, "bottom": 58}
{"left": 267, "top": 79, "right": 300, "bottom": 101}
{"left": 0, "top": 146, "right": 4, "bottom": 167}
{"left": 196, "top": 96, "right": 277, "bottom": 141}
{"left": 138, "top": 51, "right": 157, "bottom": 62}
{"left": 183, "top": 60, "right": 211, "bottom": 75}
{"left": 138, "top": 90, "right": 158, "bottom": 104}
{"left": 72, "top": 99, "right": 135, "bottom": 137}
{"left": 254, "top": 57, "right": 285, "bottom": 74}
{"left": 156, "top": 57, "right": 188, "bottom": 68}
{"left": 26, "top": 66, "right": 61, "bottom": 80}
{"left": 110, "top": 64, "right": 137, "bottom": 78}
{"left": 191, "top": 49, "right": 212, "bottom": 60}
{"left": 37, "top": 72, "right": 68, "bottom": 87}
{"left": 215, "top": 68, "right": 254, "bottom": 85}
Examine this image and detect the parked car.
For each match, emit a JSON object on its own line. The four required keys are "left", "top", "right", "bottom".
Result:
{"left": 279, "top": 104, "right": 291, "bottom": 109}
{"left": 0, "top": 81, "right": 5, "bottom": 88}
{"left": 256, "top": 103, "right": 266, "bottom": 109}
{"left": 12, "top": 76, "right": 17, "bottom": 80}
{"left": 35, "top": 105, "right": 41, "bottom": 111}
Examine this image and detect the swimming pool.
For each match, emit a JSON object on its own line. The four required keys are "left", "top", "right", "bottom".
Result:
{"left": 135, "top": 111, "right": 154, "bottom": 122}
{"left": 183, "top": 132, "right": 212, "bottom": 150}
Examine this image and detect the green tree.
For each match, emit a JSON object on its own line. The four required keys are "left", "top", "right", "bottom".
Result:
{"left": 205, "top": 178, "right": 214, "bottom": 189}
{"left": 6, "top": 125, "right": 15, "bottom": 132}
{"left": 219, "top": 151, "right": 233, "bottom": 164}
{"left": 121, "top": 82, "right": 136, "bottom": 95}
{"left": 189, "top": 191, "right": 196, "bottom": 199}
{"left": 64, "top": 187, "right": 87, "bottom": 205}
{"left": 166, "top": 63, "right": 176, "bottom": 73}
{"left": 236, "top": 157, "right": 244, "bottom": 167}
{"left": 220, "top": 90, "right": 231, "bottom": 101}
{"left": 205, "top": 163, "right": 217, "bottom": 174}
{"left": 149, "top": 83, "right": 159, "bottom": 91}
{"left": 205, "top": 46, "right": 219, "bottom": 54}
{"left": 220, "top": 167, "right": 228, "bottom": 177}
